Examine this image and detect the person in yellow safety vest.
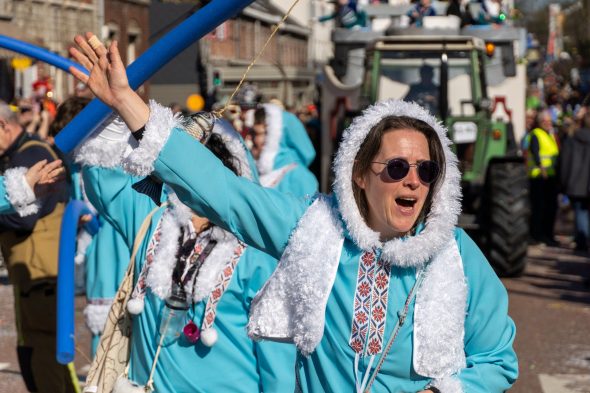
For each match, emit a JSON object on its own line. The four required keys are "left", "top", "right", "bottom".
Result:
{"left": 527, "top": 110, "right": 560, "bottom": 246}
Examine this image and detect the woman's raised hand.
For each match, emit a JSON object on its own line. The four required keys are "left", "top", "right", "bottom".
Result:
{"left": 69, "top": 32, "right": 130, "bottom": 108}
{"left": 68, "top": 32, "right": 150, "bottom": 132}
{"left": 26, "top": 159, "right": 65, "bottom": 198}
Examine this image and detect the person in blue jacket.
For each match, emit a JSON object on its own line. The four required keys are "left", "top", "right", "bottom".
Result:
{"left": 74, "top": 107, "right": 295, "bottom": 392}
{"left": 252, "top": 103, "right": 318, "bottom": 197}
{"left": 71, "top": 33, "right": 518, "bottom": 393}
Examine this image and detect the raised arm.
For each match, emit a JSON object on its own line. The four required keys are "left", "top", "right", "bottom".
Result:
{"left": 69, "top": 32, "right": 309, "bottom": 258}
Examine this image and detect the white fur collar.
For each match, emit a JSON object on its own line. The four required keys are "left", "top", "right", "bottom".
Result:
{"left": 3, "top": 166, "right": 39, "bottom": 216}
{"left": 145, "top": 192, "right": 241, "bottom": 303}
{"left": 256, "top": 103, "right": 283, "bottom": 175}
{"left": 333, "top": 99, "right": 462, "bottom": 267}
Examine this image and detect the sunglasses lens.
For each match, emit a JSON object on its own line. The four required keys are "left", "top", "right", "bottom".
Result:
{"left": 386, "top": 159, "right": 410, "bottom": 181}
{"left": 418, "top": 161, "right": 440, "bottom": 184}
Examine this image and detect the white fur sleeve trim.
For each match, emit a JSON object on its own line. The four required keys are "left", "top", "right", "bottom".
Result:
{"left": 84, "top": 302, "right": 113, "bottom": 335}
{"left": 430, "top": 375, "right": 464, "bottom": 393}
{"left": 74, "top": 115, "right": 136, "bottom": 168}
{"left": 122, "top": 100, "right": 180, "bottom": 176}
{"left": 4, "top": 167, "right": 39, "bottom": 217}
{"left": 413, "top": 239, "right": 467, "bottom": 379}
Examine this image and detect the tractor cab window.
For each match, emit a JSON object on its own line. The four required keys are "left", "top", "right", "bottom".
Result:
{"left": 377, "top": 50, "right": 473, "bottom": 119}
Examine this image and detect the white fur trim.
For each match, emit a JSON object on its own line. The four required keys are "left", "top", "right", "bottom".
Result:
{"left": 123, "top": 100, "right": 180, "bottom": 176}
{"left": 333, "top": 99, "right": 462, "bottom": 267}
{"left": 259, "top": 163, "right": 297, "bottom": 188}
{"left": 4, "top": 167, "right": 39, "bottom": 217}
{"left": 112, "top": 376, "right": 147, "bottom": 393}
{"left": 200, "top": 328, "right": 218, "bottom": 347}
{"left": 248, "top": 195, "right": 344, "bottom": 356}
{"left": 83, "top": 301, "right": 112, "bottom": 335}
{"left": 74, "top": 116, "right": 136, "bottom": 168}
{"left": 413, "top": 239, "right": 467, "bottom": 379}
{"left": 430, "top": 375, "right": 464, "bottom": 393}
{"left": 189, "top": 226, "right": 241, "bottom": 302}
{"left": 212, "top": 118, "right": 253, "bottom": 180}
{"left": 256, "top": 103, "right": 283, "bottom": 175}
{"left": 145, "top": 208, "right": 181, "bottom": 300}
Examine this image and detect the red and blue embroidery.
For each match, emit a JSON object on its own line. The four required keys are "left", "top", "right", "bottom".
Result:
{"left": 349, "top": 251, "right": 391, "bottom": 356}
{"left": 201, "top": 242, "right": 246, "bottom": 331}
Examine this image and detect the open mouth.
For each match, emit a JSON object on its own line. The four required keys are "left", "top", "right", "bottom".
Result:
{"left": 395, "top": 197, "right": 417, "bottom": 208}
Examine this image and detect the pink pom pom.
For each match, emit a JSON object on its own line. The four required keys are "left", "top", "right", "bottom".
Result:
{"left": 183, "top": 320, "right": 200, "bottom": 343}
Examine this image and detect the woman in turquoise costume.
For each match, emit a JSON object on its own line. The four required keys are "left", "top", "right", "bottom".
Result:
{"left": 254, "top": 103, "right": 318, "bottom": 197}
{"left": 0, "top": 159, "right": 63, "bottom": 215}
{"left": 71, "top": 33, "right": 517, "bottom": 393}
{"left": 74, "top": 107, "right": 295, "bottom": 391}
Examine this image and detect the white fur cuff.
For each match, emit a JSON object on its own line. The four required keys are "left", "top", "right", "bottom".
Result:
{"left": 430, "top": 375, "right": 464, "bottom": 393}
{"left": 84, "top": 301, "right": 113, "bottom": 335}
{"left": 75, "top": 115, "right": 135, "bottom": 168}
{"left": 4, "top": 167, "right": 39, "bottom": 217}
{"left": 122, "top": 100, "right": 179, "bottom": 176}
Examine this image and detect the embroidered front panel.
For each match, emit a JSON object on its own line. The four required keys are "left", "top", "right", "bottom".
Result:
{"left": 349, "top": 251, "right": 376, "bottom": 354}
{"left": 367, "top": 259, "right": 391, "bottom": 355}
{"left": 349, "top": 251, "right": 391, "bottom": 356}
{"left": 201, "top": 242, "right": 246, "bottom": 330}
{"left": 130, "top": 216, "right": 164, "bottom": 301}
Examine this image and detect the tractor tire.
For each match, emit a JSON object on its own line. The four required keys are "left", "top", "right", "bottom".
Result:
{"left": 483, "top": 161, "right": 530, "bottom": 277}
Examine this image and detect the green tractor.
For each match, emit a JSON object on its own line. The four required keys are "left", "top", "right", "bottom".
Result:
{"left": 321, "top": 35, "right": 529, "bottom": 276}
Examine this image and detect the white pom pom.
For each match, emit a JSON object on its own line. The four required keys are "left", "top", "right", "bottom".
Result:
{"left": 112, "top": 376, "right": 146, "bottom": 393}
{"left": 127, "top": 298, "right": 144, "bottom": 315}
{"left": 200, "top": 328, "right": 218, "bottom": 347}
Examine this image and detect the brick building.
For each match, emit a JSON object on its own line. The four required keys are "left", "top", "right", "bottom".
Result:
{"left": 149, "top": 0, "right": 315, "bottom": 110}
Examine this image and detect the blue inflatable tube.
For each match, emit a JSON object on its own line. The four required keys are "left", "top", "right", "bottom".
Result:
{"left": 0, "top": 35, "right": 88, "bottom": 75}
{"left": 56, "top": 200, "right": 98, "bottom": 364}
{"left": 55, "top": 0, "right": 256, "bottom": 153}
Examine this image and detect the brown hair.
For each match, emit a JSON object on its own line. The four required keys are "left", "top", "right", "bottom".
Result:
{"left": 49, "top": 96, "right": 91, "bottom": 138}
{"left": 352, "top": 115, "right": 446, "bottom": 230}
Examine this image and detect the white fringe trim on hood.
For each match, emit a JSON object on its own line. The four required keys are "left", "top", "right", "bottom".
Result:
{"left": 4, "top": 167, "right": 39, "bottom": 217}
{"left": 256, "top": 103, "right": 283, "bottom": 175}
{"left": 333, "top": 99, "right": 462, "bottom": 267}
{"left": 123, "top": 100, "right": 180, "bottom": 177}
{"left": 74, "top": 115, "right": 136, "bottom": 168}
{"left": 212, "top": 118, "right": 253, "bottom": 180}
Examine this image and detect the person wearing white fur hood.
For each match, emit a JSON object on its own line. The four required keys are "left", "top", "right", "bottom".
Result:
{"left": 70, "top": 33, "right": 517, "bottom": 393}
{"left": 250, "top": 104, "right": 319, "bottom": 197}
{"left": 0, "top": 158, "right": 64, "bottom": 215}
{"left": 73, "top": 114, "right": 296, "bottom": 392}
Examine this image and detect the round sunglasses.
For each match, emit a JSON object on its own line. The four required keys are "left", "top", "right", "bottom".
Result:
{"left": 371, "top": 158, "right": 440, "bottom": 184}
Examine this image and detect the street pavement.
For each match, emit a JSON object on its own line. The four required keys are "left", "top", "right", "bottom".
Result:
{"left": 0, "top": 235, "right": 588, "bottom": 392}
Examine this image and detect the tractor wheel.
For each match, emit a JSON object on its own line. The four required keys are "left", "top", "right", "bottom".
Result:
{"left": 483, "top": 161, "right": 530, "bottom": 277}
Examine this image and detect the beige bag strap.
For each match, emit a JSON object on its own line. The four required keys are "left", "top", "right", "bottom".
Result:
{"left": 84, "top": 202, "right": 168, "bottom": 393}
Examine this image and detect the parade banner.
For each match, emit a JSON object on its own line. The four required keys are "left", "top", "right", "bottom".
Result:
{"left": 55, "top": 0, "right": 256, "bottom": 153}
{"left": 56, "top": 200, "right": 99, "bottom": 364}
{"left": 0, "top": 35, "right": 88, "bottom": 75}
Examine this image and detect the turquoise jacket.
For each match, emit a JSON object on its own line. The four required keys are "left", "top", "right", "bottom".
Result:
{"left": 146, "top": 128, "right": 518, "bottom": 392}
{"left": 82, "top": 164, "right": 295, "bottom": 392}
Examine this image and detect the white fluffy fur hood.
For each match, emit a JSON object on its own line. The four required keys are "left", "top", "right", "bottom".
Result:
{"left": 332, "top": 99, "right": 462, "bottom": 267}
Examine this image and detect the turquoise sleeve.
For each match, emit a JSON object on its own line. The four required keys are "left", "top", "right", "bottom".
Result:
{"left": 240, "top": 248, "right": 296, "bottom": 392}
{"left": 82, "top": 166, "right": 158, "bottom": 249}
{"left": 0, "top": 177, "right": 15, "bottom": 214}
{"left": 154, "top": 129, "right": 310, "bottom": 259}
{"left": 456, "top": 229, "right": 519, "bottom": 391}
